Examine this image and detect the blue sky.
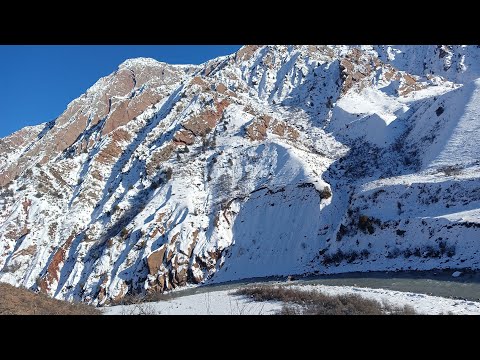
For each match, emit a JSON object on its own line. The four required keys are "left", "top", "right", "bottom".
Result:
{"left": 0, "top": 45, "right": 241, "bottom": 138}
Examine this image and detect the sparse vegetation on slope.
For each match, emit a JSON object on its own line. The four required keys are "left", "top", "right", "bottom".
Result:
{"left": 235, "top": 285, "right": 417, "bottom": 315}
{"left": 0, "top": 283, "right": 101, "bottom": 315}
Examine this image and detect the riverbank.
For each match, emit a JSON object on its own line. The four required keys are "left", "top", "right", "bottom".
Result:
{"left": 104, "top": 281, "right": 480, "bottom": 315}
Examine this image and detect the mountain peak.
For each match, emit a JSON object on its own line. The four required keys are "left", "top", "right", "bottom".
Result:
{"left": 118, "top": 57, "right": 165, "bottom": 69}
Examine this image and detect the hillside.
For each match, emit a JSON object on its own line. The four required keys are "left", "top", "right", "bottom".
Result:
{"left": 0, "top": 282, "right": 99, "bottom": 315}
{"left": 0, "top": 45, "right": 479, "bottom": 304}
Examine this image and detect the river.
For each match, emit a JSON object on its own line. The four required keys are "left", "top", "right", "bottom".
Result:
{"left": 156, "top": 270, "right": 480, "bottom": 302}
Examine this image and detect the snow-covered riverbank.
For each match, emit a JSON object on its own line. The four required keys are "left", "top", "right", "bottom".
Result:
{"left": 104, "top": 284, "right": 480, "bottom": 315}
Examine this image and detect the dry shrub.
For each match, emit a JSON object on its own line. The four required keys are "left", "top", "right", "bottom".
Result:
{"left": 110, "top": 291, "right": 169, "bottom": 306}
{"left": 0, "top": 283, "right": 100, "bottom": 315}
{"left": 438, "top": 165, "right": 462, "bottom": 176}
{"left": 320, "top": 186, "right": 332, "bottom": 199}
{"left": 235, "top": 286, "right": 417, "bottom": 315}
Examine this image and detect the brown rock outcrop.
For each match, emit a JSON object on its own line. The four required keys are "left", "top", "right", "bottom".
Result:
{"left": 236, "top": 45, "right": 262, "bottom": 63}
{"left": 173, "top": 130, "right": 195, "bottom": 145}
{"left": 147, "top": 245, "right": 167, "bottom": 275}
{"left": 39, "top": 234, "right": 75, "bottom": 293}
{"left": 246, "top": 115, "right": 299, "bottom": 142}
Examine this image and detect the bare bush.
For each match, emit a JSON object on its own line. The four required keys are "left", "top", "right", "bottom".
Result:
{"left": 320, "top": 186, "right": 332, "bottom": 199}
{"left": 358, "top": 215, "right": 375, "bottom": 234}
{"left": 235, "top": 286, "right": 417, "bottom": 315}
{"left": 438, "top": 165, "right": 462, "bottom": 176}
{"left": 110, "top": 291, "right": 169, "bottom": 306}
{"left": 120, "top": 227, "right": 129, "bottom": 238}
{"left": 121, "top": 302, "right": 158, "bottom": 315}
{"left": 164, "top": 167, "right": 173, "bottom": 181}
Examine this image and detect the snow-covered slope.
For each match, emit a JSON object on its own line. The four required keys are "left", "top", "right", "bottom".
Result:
{"left": 1, "top": 45, "right": 479, "bottom": 304}
{"left": 374, "top": 45, "right": 480, "bottom": 84}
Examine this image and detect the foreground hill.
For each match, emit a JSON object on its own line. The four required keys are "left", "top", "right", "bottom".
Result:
{"left": 0, "top": 282, "right": 99, "bottom": 315}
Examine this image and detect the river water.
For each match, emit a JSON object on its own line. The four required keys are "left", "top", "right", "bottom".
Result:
{"left": 159, "top": 270, "right": 480, "bottom": 302}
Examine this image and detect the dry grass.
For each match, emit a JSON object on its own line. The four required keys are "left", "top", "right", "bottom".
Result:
{"left": 235, "top": 286, "right": 417, "bottom": 315}
{"left": 0, "top": 283, "right": 101, "bottom": 315}
{"left": 109, "top": 291, "right": 169, "bottom": 306}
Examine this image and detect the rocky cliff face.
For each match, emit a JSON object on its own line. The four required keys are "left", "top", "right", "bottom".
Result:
{"left": 1, "top": 45, "right": 479, "bottom": 304}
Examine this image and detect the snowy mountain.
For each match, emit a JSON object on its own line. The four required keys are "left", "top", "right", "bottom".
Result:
{"left": 1, "top": 45, "right": 479, "bottom": 304}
